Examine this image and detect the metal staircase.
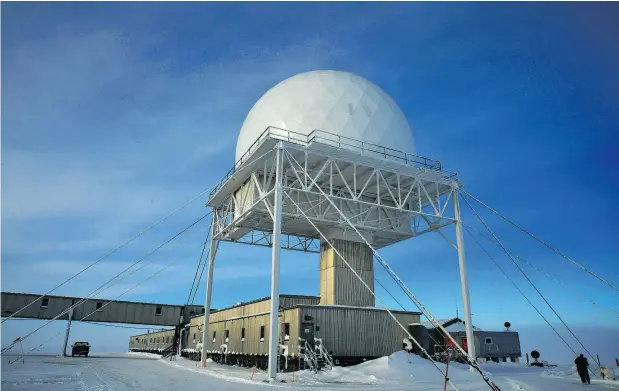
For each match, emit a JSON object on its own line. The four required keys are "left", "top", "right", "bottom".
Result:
{"left": 314, "top": 338, "right": 334, "bottom": 370}
{"left": 299, "top": 338, "right": 317, "bottom": 372}
{"left": 161, "top": 325, "right": 181, "bottom": 360}
{"left": 299, "top": 337, "right": 333, "bottom": 373}
{"left": 161, "top": 344, "right": 176, "bottom": 360}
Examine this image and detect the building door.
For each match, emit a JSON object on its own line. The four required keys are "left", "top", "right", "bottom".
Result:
{"left": 301, "top": 323, "right": 314, "bottom": 346}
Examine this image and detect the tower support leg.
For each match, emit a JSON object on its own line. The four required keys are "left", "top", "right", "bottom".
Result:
{"left": 62, "top": 306, "right": 73, "bottom": 356}
{"left": 200, "top": 223, "right": 218, "bottom": 367}
{"left": 268, "top": 144, "right": 284, "bottom": 381}
{"left": 453, "top": 187, "right": 476, "bottom": 368}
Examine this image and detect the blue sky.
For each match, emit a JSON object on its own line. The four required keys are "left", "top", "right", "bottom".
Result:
{"left": 2, "top": 3, "right": 618, "bottom": 362}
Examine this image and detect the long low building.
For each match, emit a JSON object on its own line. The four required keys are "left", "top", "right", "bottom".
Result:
{"left": 129, "top": 294, "right": 420, "bottom": 368}
{"left": 128, "top": 328, "right": 176, "bottom": 353}
{"left": 2, "top": 291, "right": 204, "bottom": 326}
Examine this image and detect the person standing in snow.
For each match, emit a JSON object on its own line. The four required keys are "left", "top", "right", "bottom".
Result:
{"left": 575, "top": 354, "right": 591, "bottom": 385}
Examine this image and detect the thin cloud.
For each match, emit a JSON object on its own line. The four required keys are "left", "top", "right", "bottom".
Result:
{"left": 2, "top": 29, "right": 343, "bottom": 265}
{"left": 1, "top": 258, "right": 190, "bottom": 299}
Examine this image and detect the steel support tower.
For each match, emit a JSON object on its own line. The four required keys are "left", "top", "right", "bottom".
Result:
{"left": 201, "top": 127, "right": 475, "bottom": 379}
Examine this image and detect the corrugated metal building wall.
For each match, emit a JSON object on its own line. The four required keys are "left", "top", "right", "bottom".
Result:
{"left": 128, "top": 329, "right": 176, "bottom": 351}
{"left": 444, "top": 331, "right": 521, "bottom": 359}
{"left": 474, "top": 331, "right": 521, "bottom": 359}
{"left": 2, "top": 293, "right": 74, "bottom": 321}
{"left": 185, "top": 296, "right": 319, "bottom": 354}
{"left": 298, "top": 306, "right": 419, "bottom": 357}
{"left": 319, "top": 240, "right": 375, "bottom": 307}
{"left": 2, "top": 292, "right": 182, "bottom": 326}
{"left": 178, "top": 295, "right": 420, "bottom": 359}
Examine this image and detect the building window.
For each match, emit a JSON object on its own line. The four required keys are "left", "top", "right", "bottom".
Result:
{"left": 485, "top": 337, "right": 493, "bottom": 345}
{"left": 41, "top": 298, "right": 49, "bottom": 308}
{"left": 241, "top": 328, "right": 245, "bottom": 341}
{"left": 201, "top": 308, "right": 205, "bottom": 314}
{"left": 155, "top": 306, "right": 162, "bottom": 316}
{"left": 166, "top": 336, "right": 170, "bottom": 343}
{"left": 212, "top": 331, "right": 216, "bottom": 342}
{"left": 283, "top": 323, "right": 290, "bottom": 340}
{"left": 224, "top": 329, "right": 229, "bottom": 342}
{"left": 96, "top": 302, "right": 103, "bottom": 311}
{"left": 315, "top": 325, "right": 320, "bottom": 332}
{"left": 193, "top": 333, "right": 196, "bottom": 343}
{"left": 260, "top": 326, "right": 265, "bottom": 341}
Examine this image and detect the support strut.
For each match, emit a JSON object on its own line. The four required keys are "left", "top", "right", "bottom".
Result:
{"left": 62, "top": 304, "right": 74, "bottom": 356}
{"left": 268, "top": 143, "right": 284, "bottom": 381}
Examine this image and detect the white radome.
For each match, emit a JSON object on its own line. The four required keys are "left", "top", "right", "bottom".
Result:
{"left": 236, "top": 70, "right": 415, "bottom": 162}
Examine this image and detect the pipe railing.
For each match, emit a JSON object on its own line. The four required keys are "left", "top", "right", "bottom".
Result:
{"left": 209, "top": 126, "right": 458, "bottom": 199}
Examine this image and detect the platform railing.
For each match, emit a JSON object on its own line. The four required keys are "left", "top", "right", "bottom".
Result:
{"left": 209, "top": 126, "right": 458, "bottom": 199}
{"left": 314, "top": 338, "right": 334, "bottom": 369}
{"left": 299, "top": 338, "right": 319, "bottom": 373}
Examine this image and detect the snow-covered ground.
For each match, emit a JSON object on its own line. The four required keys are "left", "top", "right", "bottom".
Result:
{"left": 2, "top": 351, "right": 618, "bottom": 391}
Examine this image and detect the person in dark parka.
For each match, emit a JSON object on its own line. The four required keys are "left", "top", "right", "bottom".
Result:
{"left": 575, "top": 354, "right": 591, "bottom": 384}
